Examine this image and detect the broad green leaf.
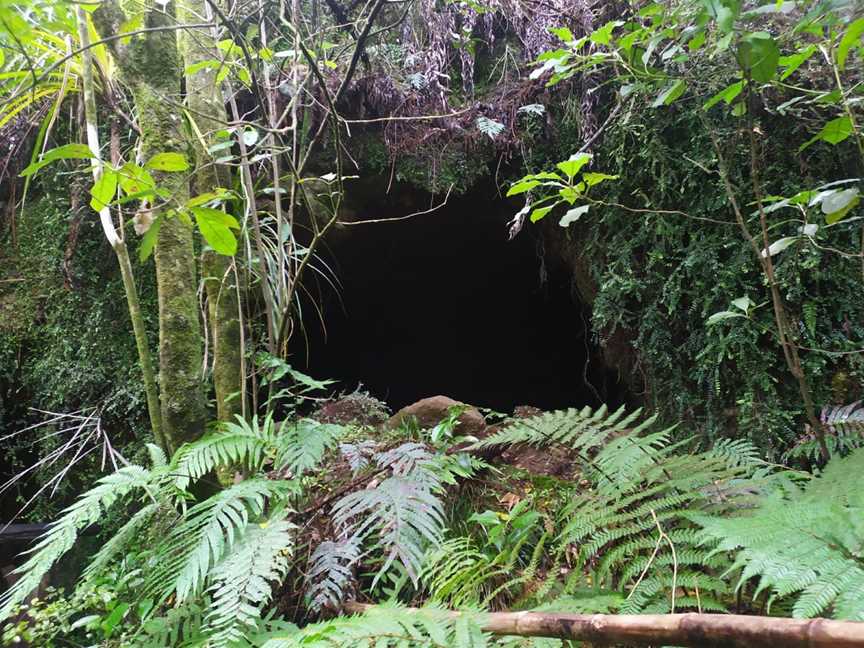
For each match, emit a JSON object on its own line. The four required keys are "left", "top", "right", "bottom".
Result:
{"left": 556, "top": 153, "right": 592, "bottom": 178}
{"left": 737, "top": 32, "right": 780, "bottom": 82}
{"left": 550, "top": 26, "right": 574, "bottom": 42}
{"left": 838, "top": 17, "right": 864, "bottom": 71}
{"left": 193, "top": 208, "right": 239, "bottom": 255}
{"left": 760, "top": 236, "right": 799, "bottom": 257}
{"left": 582, "top": 172, "right": 618, "bottom": 187}
{"left": 145, "top": 152, "right": 189, "bottom": 172}
{"left": 559, "top": 185, "right": 582, "bottom": 204}
{"left": 242, "top": 129, "right": 259, "bottom": 147}
{"left": 589, "top": 21, "right": 622, "bottom": 46}
{"left": 119, "top": 12, "right": 144, "bottom": 45}
{"left": 190, "top": 206, "right": 240, "bottom": 230}
{"left": 822, "top": 189, "right": 860, "bottom": 224}
{"left": 799, "top": 116, "right": 853, "bottom": 151}
{"left": 703, "top": 80, "right": 744, "bottom": 110}
{"left": 652, "top": 79, "right": 686, "bottom": 107}
{"left": 184, "top": 59, "right": 219, "bottom": 76}
{"left": 707, "top": 311, "right": 745, "bottom": 325}
{"left": 187, "top": 189, "right": 233, "bottom": 207}
{"left": 101, "top": 602, "right": 129, "bottom": 639}
{"left": 703, "top": 0, "right": 740, "bottom": 34}
{"left": 731, "top": 296, "right": 754, "bottom": 312}
{"left": 529, "top": 205, "right": 556, "bottom": 223}
{"left": 20, "top": 143, "right": 94, "bottom": 177}
{"left": 507, "top": 179, "right": 540, "bottom": 197}
{"left": 139, "top": 216, "right": 162, "bottom": 262}
{"left": 778, "top": 45, "right": 816, "bottom": 80}
{"left": 559, "top": 204, "right": 590, "bottom": 226}
{"left": 688, "top": 31, "right": 706, "bottom": 52}
{"left": 118, "top": 163, "right": 156, "bottom": 195}
{"left": 90, "top": 169, "right": 118, "bottom": 212}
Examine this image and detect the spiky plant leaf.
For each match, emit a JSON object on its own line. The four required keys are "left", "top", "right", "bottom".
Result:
{"left": 333, "top": 475, "right": 445, "bottom": 587}
{"left": 340, "top": 440, "right": 379, "bottom": 475}
{"left": 306, "top": 537, "right": 362, "bottom": 611}
{"left": 173, "top": 414, "right": 277, "bottom": 488}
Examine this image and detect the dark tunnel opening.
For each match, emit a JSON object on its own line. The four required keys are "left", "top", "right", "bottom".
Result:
{"left": 292, "top": 180, "right": 624, "bottom": 414}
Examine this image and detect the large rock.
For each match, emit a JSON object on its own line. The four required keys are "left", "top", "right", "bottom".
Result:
{"left": 387, "top": 396, "right": 486, "bottom": 437}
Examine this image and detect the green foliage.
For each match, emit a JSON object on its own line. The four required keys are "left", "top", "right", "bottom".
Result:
{"left": 695, "top": 447, "right": 864, "bottom": 620}
{"left": 472, "top": 405, "right": 774, "bottom": 613}
{"left": 259, "top": 603, "right": 489, "bottom": 648}
{"left": 506, "top": 153, "right": 616, "bottom": 226}
{"left": 0, "top": 465, "right": 152, "bottom": 620}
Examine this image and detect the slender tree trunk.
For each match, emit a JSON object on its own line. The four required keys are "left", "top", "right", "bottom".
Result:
{"left": 95, "top": 1, "right": 206, "bottom": 452}
{"left": 75, "top": 7, "right": 166, "bottom": 452}
{"left": 177, "top": 0, "right": 245, "bottom": 423}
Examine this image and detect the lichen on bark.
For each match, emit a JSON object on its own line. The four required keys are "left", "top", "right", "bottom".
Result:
{"left": 177, "top": 0, "right": 245, "bottom": 424}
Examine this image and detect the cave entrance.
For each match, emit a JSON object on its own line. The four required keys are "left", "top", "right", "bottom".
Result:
{"left": 293, "top": 180, "right": 621, "bottom": 413}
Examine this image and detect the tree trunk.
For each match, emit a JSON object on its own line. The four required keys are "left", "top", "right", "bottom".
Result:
{"left": 344, "top": 603, "right": 864, "bottom": 648}
{"left": 177, "top": 0, "right": 245, "bottom": 424}
{"left": 95, "top": 1, "right": 206, "bottom": 452}
{"left": 75, "top": 6, "right": 165, "bottom": 452}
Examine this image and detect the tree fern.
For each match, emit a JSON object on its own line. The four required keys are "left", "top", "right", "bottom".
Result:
{"left": 205, "top": 516, "right": 295, "bottom": 647}
{"left": 0, "top": 465, "right": 153, "bottom": 620}
{"left": 694, "top": 447, "right": 864, "bottom": 620}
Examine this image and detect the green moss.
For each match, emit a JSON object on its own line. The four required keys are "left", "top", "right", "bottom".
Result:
{"left": 0, "top": 175, "right": 157, "bottom": 520}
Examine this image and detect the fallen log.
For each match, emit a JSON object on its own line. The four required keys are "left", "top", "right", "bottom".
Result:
{"left": 344, "top": 602, "right": 864, "bottom": 647}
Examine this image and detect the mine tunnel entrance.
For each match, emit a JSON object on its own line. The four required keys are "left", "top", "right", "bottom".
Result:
{"left": 293, "top": 180, "right": 623, "bottom": 413}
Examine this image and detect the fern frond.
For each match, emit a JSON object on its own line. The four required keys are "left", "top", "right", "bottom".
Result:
{"left": 333, "top": 475, "right": 445, "bottom": 586}
{"left": 82, "top": 501, "right": 162, "bottom": 581}
{"left": 375, "top": 442, "right": 434, "bottom": 477}
{"left": 275, "top": 419, "right": 344, "bottom": 476}
{"left": 340, "top": 440, "right": 379, "bottom": 475}
{"left": 205, "top": 516, "right": 295, "bottom": 647}
{"left": 144, "top": 478, "right": 292, "bottom": 603}
{"left": 173, "top": 414, "right": 276, "bottom": 488}
{"left": 695, "top": 448, "right": 864, "bottom": 620}
{"left": 260, "top": 603, "right": 489, "bottom": 647}
{"left": 305, "top": 537, "right": 362, "bottom": 611}
{"left": 0, "top": 465, "right": 152, "bottom": 620}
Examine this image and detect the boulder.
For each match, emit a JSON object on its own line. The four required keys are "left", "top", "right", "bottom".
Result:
{"left": 387, "top": 395, "right": 486, "bottom": 437}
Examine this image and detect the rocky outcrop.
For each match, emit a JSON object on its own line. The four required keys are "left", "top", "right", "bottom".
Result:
{"left": 386, "top": 395, "right": 486, "bottom": 436}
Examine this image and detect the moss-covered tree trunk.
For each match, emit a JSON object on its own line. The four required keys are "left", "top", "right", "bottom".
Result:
{"left": 96, "top": 1, "right": 206, "bottom": 451}
{"left": 178, "top": 0, "right": 245, "bottom": 424}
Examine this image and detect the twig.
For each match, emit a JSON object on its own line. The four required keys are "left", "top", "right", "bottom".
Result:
{"left": 338, "top": 183, "right": 455, "bottom": 225}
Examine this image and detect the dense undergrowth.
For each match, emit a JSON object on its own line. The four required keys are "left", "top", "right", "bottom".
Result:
{"left": 2, "top": 390, "right": 863, "bottom": 646}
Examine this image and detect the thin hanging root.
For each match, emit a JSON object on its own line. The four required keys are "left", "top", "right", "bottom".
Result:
{"left": 344, "top": 602, "right": 864, "bottom": 648}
